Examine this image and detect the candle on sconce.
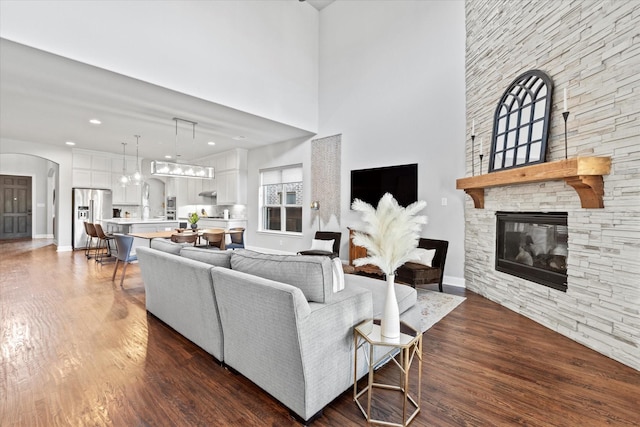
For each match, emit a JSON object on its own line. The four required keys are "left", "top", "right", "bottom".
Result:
{"left": 563, "top": 88, "right": 568, "bottom": 112}
{"left": 471, "top": 119, "right": 475, "bottom": 136}
{"left": 480, "top": 137, "right": 483, "bottom": 152}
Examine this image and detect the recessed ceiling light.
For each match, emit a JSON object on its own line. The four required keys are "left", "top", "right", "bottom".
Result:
{"left": 208, "top": 141, "right": 216, "bottom": 146}
{"left": 65, "top": 141, "right": 76, "bottom": 146}
{"left": 89, "top": 119, "right": 101, "bottom": 125}
{"left": 165, "top": 155, "right": 172, "bottom": 159}
{"left": 232, "top": 135, "right": 246, "bottom": 140}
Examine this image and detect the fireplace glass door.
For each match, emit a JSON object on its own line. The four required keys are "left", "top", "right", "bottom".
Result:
{"left": 496, "top": 212, "right": 568, "bottom": 292}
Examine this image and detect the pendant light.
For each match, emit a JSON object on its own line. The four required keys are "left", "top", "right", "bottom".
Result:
{"left": 131, "top": 135, "right": 142, "bottom": 185}
{"left": 120, "top": 142, "right": 130, "bottom": 186}
{"left": 150, "top": 117, "right": 214, "bottom": 179}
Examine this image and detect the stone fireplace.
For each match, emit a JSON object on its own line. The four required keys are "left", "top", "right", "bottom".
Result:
{"left": 495, "top": 211, "right": 568, "bottom": 292}
{"left": 463, "top": 0, "right": 639, "bottom": 370}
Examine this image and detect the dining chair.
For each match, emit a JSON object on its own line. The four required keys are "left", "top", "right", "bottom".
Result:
{"left": 202, "top": 229, "right": 226, "bottom": 250}
{"left": 226, "top": 227, "right": 245, "bottom": 250}
{"left": 112, "top": 234, "right": 138, "bottom": 288}
{"left": 93, "top": 223, "right": 114, "bottom": 263}
{"left": 170, "top": 232, "right": 198, "bottom": 246}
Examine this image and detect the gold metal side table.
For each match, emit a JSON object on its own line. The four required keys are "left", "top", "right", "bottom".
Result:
{"left": 354, "top": 319, "right": 422, "bottom": 426}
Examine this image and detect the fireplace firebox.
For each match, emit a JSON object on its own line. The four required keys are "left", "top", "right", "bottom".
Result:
{"left": 496, "top": 212, "right": 568, "bottom": 292}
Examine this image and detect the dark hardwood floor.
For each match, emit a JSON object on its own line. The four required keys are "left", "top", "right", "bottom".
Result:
{"left": 1, "top": 239, "right": 639, "bottom": 426}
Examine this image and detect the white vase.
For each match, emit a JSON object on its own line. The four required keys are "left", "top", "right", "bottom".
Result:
{"left": 381, "top": 274, "right": 400, "bottom": 339}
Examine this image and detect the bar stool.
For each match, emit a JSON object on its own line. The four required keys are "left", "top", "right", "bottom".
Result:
{"left": 94, "top": 223, "right": 114, "bottom": 263}
{"left": 84, "top": 222, "right": 99, "bottom": 259}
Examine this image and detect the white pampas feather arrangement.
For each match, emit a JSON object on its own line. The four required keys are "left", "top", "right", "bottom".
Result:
{"left": 351, "top": 193, "right": 427, "bottom": 275}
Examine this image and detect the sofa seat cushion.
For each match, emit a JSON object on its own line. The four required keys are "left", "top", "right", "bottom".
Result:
{"left": 396, "top": 262, "right": 441, "bottom": 285}
{"left": 343, "top": 273, "right": 417, "bottom": 319}
{"left": 230, "top": 250, "right": 333, "bottom": 303}
{"left": 180, "top": 246, "right": 232, "bottom": 268}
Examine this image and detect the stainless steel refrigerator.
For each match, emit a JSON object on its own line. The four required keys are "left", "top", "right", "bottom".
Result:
{"left": 72, "top": 188, "right": 113, "bottom": 250}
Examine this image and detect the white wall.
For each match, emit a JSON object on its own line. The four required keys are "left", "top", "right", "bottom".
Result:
{"left": 318, "top": 0, "right": 467, "bottom": 283}
{"left": 247, "top": 1, "right": 467, "bottom": 284}
{"left": 0, "top": 0, "right": 319, "bottom": 132}
{"left": 0, "top": 139, "right": 72, "bottom": 249}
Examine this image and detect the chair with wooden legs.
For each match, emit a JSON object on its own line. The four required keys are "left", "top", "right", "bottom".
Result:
{"left": 170, "top": 232, "right": 198, "bottom": 246}
{"left": 112, "top": 234, "right": 137, "bottom": 288}
{"left": 226, "top": 227, "right": 245, "bottom": 250}
{"left": 93, "top": 223, "right": 114, "bottom": 263}
{"left": 202, "top": 229, "right": 226, "bottom": 250}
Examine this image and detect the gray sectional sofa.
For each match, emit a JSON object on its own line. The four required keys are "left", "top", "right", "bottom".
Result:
{"left": 136, "top": 239, "right": 420, "bottom": 424}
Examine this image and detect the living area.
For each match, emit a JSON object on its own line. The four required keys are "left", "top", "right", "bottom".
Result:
{"left": 1, "top": 1, "right": 639, "bottom": 426}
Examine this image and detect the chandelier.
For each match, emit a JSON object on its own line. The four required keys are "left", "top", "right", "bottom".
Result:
{"left": 150, "top": 117, "right": 214, "bottom": 179}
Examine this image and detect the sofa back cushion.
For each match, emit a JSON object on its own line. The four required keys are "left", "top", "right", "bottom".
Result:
{"left": 230, "top": 250, "right": 333, "bottom": 303}
{"left": 150, "top": 238, "right": 185, "bottom": 255}
{"left": 180, "top": 247, "right": 232, "bottom": 268}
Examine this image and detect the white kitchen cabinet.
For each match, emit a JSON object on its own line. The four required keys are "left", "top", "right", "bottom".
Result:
{"left": 201, "top": 177, "right": 215, "bottom": 193}
{"left": 73, "top": 153, "right": 92, "bottom": 170}
{"left": 174, "top": 177, "right": 200, "bottom": 205}
{"left": 214, "top": 148, "right": 247, "bottom": 172}
{"left": 72, "top": 149, "right": 138, "bottom": 192}
{"left": 72, "top": 168, "right": 111, "bottom": 189}
{"left": 92, "top": 171, "right": 112, "bottom": 189}
{"left": 92, "top": 155, "right": 111, "bottom": 172}
{"left": 188, "top": 179, "right": 203, "bottom": 204}
{"left": 111, "top": 175, "right": 141, "bottom": 205}
{"left": 72, "top": 169, "right": 91, "bottom": 187}
{"left": 216, "top": 169, "right": 247, "bottom": 205}
{"left": 111, "top": 157, "right": 138, "bottom": 175}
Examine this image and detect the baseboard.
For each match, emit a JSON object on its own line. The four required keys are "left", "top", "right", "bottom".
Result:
{"left": 56, "top": 245, "right": 73, "bottom": 252}
{"left": 444, "top": 275, "right": 466, "bottom": 288}
{"left": 34, "top": 234, "right": 54, "bottom": 239}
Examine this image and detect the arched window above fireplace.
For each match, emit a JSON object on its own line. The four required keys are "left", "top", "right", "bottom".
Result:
{"left": 489, "top": 70, "right": 554, "bottom": 172}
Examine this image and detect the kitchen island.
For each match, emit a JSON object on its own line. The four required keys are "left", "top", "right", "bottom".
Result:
{"left": 102, "top": 218, "right": 180, "bottom": 234}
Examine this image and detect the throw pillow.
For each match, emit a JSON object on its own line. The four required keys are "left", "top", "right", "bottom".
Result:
{"left": 310, "top": 239, "right": 334, "bottom": 253}
{"left": 409, "top": 248, "right": 436, "bottom": 267}
{"left": 331, "top": 257, "right": 345, "bottom": 292}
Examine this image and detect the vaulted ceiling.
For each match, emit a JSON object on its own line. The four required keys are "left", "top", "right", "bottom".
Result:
{"left": 0, "top": 39, "right": 315, "bottom": 162}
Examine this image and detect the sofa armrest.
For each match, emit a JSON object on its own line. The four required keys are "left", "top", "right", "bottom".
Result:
{"left": 136, "top": 246, "right": 223, "bottom": 360}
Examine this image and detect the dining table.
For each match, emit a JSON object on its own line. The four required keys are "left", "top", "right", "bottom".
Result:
{"left": 129, "top": 229, "right": 229, "bottom": 248}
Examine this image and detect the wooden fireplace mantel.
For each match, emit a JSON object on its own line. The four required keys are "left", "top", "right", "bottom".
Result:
{"left": 456, "top": 157, "right": 611, "bottom": 209}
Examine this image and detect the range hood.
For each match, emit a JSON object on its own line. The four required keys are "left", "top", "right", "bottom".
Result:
{"left": 198, "top": 191, "right": 217, "bottom": 197}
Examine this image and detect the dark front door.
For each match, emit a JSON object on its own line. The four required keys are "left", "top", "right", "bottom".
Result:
{"left": 0, "top": 175, "right": 32, "bottom": 240}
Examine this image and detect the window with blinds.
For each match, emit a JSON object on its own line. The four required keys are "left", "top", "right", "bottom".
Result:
{"left": 260, "top": 165, "right": 303, "bottom": 233}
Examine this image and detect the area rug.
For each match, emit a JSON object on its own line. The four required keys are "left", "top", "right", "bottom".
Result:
{"left": 416, "top": 289, "right": 466, "bottom": 332}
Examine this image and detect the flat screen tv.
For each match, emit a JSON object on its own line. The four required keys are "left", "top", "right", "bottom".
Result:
{"left": 350, "top": 163, "right": 418, "bottom": 208}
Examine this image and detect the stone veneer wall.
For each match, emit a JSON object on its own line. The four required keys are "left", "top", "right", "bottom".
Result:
{"left": 464, "top": 0, "right": 639, "bottom": 370}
